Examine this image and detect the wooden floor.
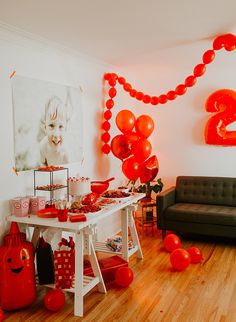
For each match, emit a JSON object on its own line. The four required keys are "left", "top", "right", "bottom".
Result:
{"left": 3, "top": 226, "right": 236, "bottom": 322}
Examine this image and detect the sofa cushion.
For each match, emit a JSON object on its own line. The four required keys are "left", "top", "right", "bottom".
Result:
{"left": 176, "top": 176, "right": 236, "bottom": 207}
{"left": 165, "top": 203, "right": 236, "bottom": 226}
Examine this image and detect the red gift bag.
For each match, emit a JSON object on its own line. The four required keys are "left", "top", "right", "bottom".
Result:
{"left": 54, "top": 237, "right": 75, "bottom": 289}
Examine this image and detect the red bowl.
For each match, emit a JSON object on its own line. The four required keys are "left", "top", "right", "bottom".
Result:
{"left": 91, "top": 182, "right": 109, "bottom": 194}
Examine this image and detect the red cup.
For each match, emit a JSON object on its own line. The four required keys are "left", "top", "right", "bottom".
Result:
{"left": 57, "top": 209, "right": 68, "bottom": 222}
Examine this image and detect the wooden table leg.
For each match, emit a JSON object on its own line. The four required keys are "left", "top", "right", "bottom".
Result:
{"left": 74, "top": 230, "right": 84, "bottom": 317}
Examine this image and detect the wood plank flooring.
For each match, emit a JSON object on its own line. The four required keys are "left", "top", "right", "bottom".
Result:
{"left": 3, "top": 226, "right": 236, "bottom": 322}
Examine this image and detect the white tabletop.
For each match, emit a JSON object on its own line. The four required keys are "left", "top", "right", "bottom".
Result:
{"left": 7, "top": 193, "right": 145, "bottom": 232}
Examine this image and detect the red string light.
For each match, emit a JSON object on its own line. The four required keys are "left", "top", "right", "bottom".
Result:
{"left": 101, "top": 33, "right": 236, "bottom": 154}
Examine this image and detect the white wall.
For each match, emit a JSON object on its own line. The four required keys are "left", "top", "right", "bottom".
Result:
{"left": 0, "top": 26, "right": 127, "bottom": 242}
{"left": 120, "top": 40, "right": 236, "bottom": 188}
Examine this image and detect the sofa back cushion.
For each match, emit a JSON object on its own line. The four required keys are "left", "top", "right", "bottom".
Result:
{"left": 176, "top": 176, "right": 236, "bottom": 206}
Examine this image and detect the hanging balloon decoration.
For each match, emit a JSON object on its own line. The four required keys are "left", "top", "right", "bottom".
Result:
{"left": 101, "top": 33, "right": 236, "bottom": 154}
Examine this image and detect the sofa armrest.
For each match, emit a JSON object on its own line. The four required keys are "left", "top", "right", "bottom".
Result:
{"left": 156, "top": 187, "right": 176, "bottom": 228}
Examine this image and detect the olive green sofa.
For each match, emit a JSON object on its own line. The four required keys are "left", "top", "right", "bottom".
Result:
{"left": 156, "top": 176, "right": 236, "bottom": 238}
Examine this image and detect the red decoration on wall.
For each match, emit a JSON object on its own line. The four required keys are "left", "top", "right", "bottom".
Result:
{"left": 101, "top": 33, "right": 236, "bottom": 153}
{"left": 205, "top": 89, "right": 236, "bottom": 145}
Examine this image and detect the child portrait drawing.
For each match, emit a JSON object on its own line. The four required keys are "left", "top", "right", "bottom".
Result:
{"left": 12, "top": 75, "right": 83, "bottom": 171}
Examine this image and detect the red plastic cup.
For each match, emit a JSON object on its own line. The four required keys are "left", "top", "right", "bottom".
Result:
{"left": 57, "top": 209, "right": 68, "bottom": 222}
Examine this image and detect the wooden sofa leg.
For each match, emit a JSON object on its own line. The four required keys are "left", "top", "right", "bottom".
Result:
{"left": 162, "top": 230, "right": 166, "bottom": 239}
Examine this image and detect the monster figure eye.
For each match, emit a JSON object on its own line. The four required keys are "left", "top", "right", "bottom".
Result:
{"left": 7, "top": 258, "right": 12, "bottom": 263}
{"left": 21, "top": 255, "right": 26, "bottom": 260}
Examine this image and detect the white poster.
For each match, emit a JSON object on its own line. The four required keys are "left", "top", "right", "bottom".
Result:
{"left": 12, "top": 75, "right": 83, "bottom": 171}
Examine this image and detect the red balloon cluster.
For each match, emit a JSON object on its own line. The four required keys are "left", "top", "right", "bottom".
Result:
{"left": 101, "top": 33, "right": 236, "bottom": 154}
{"left": 110, "top": 109, "right": 158, "bottom": 182}
{"left": 163, "top": 234, "right": 203, "bottom": 271}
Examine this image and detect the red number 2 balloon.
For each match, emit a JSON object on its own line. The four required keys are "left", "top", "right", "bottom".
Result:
{"left": 205, "top": 89, "right": 236, "bottom": 145}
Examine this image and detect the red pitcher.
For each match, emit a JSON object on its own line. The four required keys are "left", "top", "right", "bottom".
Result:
{"left": 0, "top": 222, "right": 36, "bottom": 310}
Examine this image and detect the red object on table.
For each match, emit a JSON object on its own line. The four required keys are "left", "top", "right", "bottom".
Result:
{"left": 91, "top": 177, "right": 115, "bottom": 194}
{"left": 69, "top": 214, "right": 87, "bottom": 222}
{"left": 0, "top": 222, "right": 36, "bottom": 310}
{"left": 57, "top": 209, "right": 68, "bottom": 222}
{"left": 83, "top": 255, "right": 128, "bottom": 283}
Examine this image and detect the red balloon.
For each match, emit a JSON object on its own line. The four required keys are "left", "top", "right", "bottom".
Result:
{"left": 111, "top": 134, "right": 133, "bottom": 160}
{"left": 106, "top": 99, "right": 114, "bottom": 109}
{"left": 175, "top": 84, "right": 187, "bottom": 95}
{"left": 104, "top": 73, "right": 111, "bottom": 81}
{"left": 111, "top": 73, "right": 118, "bottom": 80}
{"left": 188, "top": 246, "right": 203, "bottom": 263}
{"left": 118, "top": 77, "right": 126, "bottom": 85}
{"left": 143, "top": 95, "right": 151, "bottom": 104}
{"left": 170, "top": 249, "right": 191, "bottom": 271}
{"left": 102, "top": 143, "right": 111, "bottom": 154}
{"left": 130, "top": 89, "right": 137, "bottom": 97}
{"left": 124, "top": 83, "right": 132, "bottom": 92}
{"left": 102, "top": 121, "right": 110, "bottom": 131}
{"left": 109, "top": 87, "right": 117, "bottom": 98}
{"left": 44, "top": 289, "right": 65, "bottom": 312}
{"left": 136, "top": 92, "right": 144, "bottom": 101}
{"left": 135, "top": 115, "right": 154, "bottom": 138}
{"left": 122, "top": 156, "right": 140, "bottom": 180}
{"left": 164, "top": 234, "right": 181, "bottom": 253}
{"left": 101, "top": 132, "right": 110, "bottom": 143}
{"left": 132, "top": 138, "right": 152, "bottom": 162}
{"left": 185, "top": 75, "right": 197, "bottom": 87}
{"left": 202, "top": 50, "right": 215, "bottom": 64}
{"left": 116, "top": 110, "right": 136, "bottom": 133}
{"left": 222, "top": 33, "right": 236, "bottom": 51}
{"left": 104, "top": 110, "right": 112, "bottom": 120}
{"left": 213, "top": 35, "right": 225, "bottom": 50}
{"left": 151, "top": 96, "right": 159, "bottom": 105}
{"left": 158, "top": 94, "right": 168, "bottom": 104}
{"left": 125, "top": 131, "right": 140, "bottom": 145}
{"left": 139, "top": 155, "right": 159, "bottom": 183}
{"left": 115, "top": 267, "right": 134, "bottom": 287}
{"left": 109, "top": 78, "right": 116, "bottom": 86}
{"left": 167, "top": 90, "right": 177, "bottom": 100}
{"left": 193, "top": 64, "right": 206, "bottom": 77}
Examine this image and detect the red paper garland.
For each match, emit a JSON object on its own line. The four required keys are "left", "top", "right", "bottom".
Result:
{"left": 101, "top": 33, "right": 236, "bottom": 154}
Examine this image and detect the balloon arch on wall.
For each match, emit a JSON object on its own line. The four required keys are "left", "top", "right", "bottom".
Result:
{"left": 101, "top": 33, "right": 236, "bottom": 182}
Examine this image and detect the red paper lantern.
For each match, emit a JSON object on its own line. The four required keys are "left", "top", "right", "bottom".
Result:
{"left": 164, "top": 234, "right": 181, "bottom": 253}
{"left": 170, "top": 248, "right": 191, "bottom": 271}
{"left": 44, "top": 289, "right": 65, "bottom": 312}
{"left": 116, "top": 110, "right": 136, "bottom": 133}
{"left": 115, "top": 267, "right": 134, "bottom": 288}
{"left": 202, "top": 50, "right": 215, "bottom": 64}
{"left": 122, "top": 156, "right": 140, "bottom": 180}
{"left": 135, "top": 115, "right": 154, "bottom": 138}
{"left": 193, "top": 64, "right": 206, "bottom": 77}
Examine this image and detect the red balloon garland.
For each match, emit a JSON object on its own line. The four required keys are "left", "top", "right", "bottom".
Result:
{"left": 101, "top": 33, "right": 236, "bottom": 153}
